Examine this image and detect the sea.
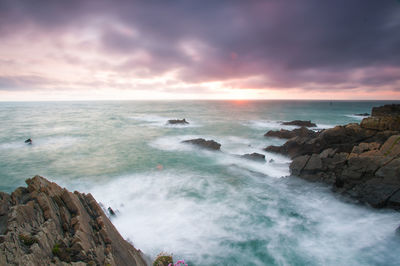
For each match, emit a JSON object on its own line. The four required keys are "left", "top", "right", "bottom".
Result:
{"left": 1, "top": 100, "right": 400, "bottom": 266}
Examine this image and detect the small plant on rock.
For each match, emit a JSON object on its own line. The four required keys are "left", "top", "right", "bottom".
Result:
{"left": 18, "top": 234, "right": 37, "bottom": 246}
{"left": 153, "top": 252, "right": 173, "bottom": 266}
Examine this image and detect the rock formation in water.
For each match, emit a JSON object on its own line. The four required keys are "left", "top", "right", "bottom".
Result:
{"left": 182, "top": 138, "right": 221, "bottom": 150}
{"left": 265, "top": 104, "right": 400, "bottom": 210}
{"left": 264, "top": 126, "right": 317, "bottom": 139}
{"left": 167, "top": 119, "right": 189, "bottom": 125}
{"left": 0, "top": 176, "right": 147, "bottom": 266}
{"left": 241, "top": 153, "right": 266, "bottom": 162}
{"left": 354, "top": 113, "right": 369, "bottom": 116}
{"left": 281, "top": 120, "right": 317, "bottom": 127}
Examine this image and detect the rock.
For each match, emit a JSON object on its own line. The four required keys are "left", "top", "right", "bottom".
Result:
{"left": 352, "top": 179, "right": 400, "bottom": 208}
{"left": 264, "top": 127, "right": 317, "bottom": 139}
{"left": 0, "top": 176, "right": 147, "bottom": 266}
{"left": 182, "top": 138, "right": 221, "bottom": 150}
{"left": 375, "top": 158, "right": 400, "bottom": 180}
{"left": 379, "top": 135, "right": 400, "bottom": 158}
{"left": 371, "top": 104, "right": 400, "bottom": 117}
{"left": 290, "top": 155, "right": 310, "bottom": 176}
{"left": 108, "top": 207, "right": 116, "bottom": 217}
{"left": 264, "top": 129, "right": 296, "bottom": 139}
{"left": 361, "top": 104, "right": 400, "bottom": 131}
{"left": 354, "top": 113, "right": 369, "bottom": 116}
{"left": 270, "top": 104, "right": 400, "bottom": 210}
{"left": 281, "top": 120, "right": 317, "bottom": 127}
{"left": 360, "top": 116, "right": 400, "bottom": 131}
{"left": 241, "top": 153, "right": 266, "bottom": 162}
{"left": 167, "top": 119, "right": 189, "bottom": 125}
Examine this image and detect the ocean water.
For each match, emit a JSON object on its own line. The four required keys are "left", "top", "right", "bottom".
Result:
{"left": 1, "top": 100, "right": 400, "bottom": 265}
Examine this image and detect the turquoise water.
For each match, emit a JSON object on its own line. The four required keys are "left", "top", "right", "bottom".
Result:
{"left": 1, "top": 100, "right": 400, "bottom": 265}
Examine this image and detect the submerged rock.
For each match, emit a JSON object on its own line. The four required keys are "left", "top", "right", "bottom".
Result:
{"left": 182, "top": 138, "right": 221, "bottom": 150}
{"left": 241, "top": 153, "right": 266, "bottom": 162}
{"left": 281, "top": 120, "right": 317, "bottom": 127}
{"left": 354, "top": 113, "right": 369, "bottom": 116}
{"left": 0, "top": 176, "right": 146, "bottom": 266}
{"left": 167, "top": 119, "right": 189, "bottom": 125}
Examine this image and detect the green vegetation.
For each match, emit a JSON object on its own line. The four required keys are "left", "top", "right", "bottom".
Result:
{"left": 153, "top": 252, "right": 173, "bottom": 266}
{"left": 52, "top": 243, "right": 61, "bottom": 256}
{"left": 18, "top": 234, "right": 37, "bottom": 246}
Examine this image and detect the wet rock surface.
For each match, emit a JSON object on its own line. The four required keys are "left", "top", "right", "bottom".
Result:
{"left": 182, "top": 138, "right": 221, "bottom": 150}
{"left": 167, "top": 119, "right": 189, "bottom": 125}
{"left": 241, "top": 153, "right": 266, "bottom": 162}
{"left": 264, "top": 126, "right": 317, "bottom": 139}
{"left": 0, "top": 176, "right": 147, "bottom": 266}
{"left": 281, "top": 120, "right": 317, "bottom": 127}
{"left": 266, "top": 104, "right": 400, "bottom": 210}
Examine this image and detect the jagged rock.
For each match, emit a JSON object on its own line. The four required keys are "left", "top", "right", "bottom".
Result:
{"left": 264, "top": 127, "right": 317, "bottom": 139}
{"left": 282, "top": 120, "right": 317, "bottom": 127}
{"left": 379, "top": 135, "right": 400, "bottom": 157}
{"left": 360, "top": 116, "right": 400, "bottom": 131}
{"left": 182, "top": 138, "right": 221, "bottom": 150}
{"left": 269, "top": 104, "right": 400, "bottom": 210}
{"left": 108, "top": 207, "right": 116, "bottom": 217}
{"left": 167, "top": 119, "right": 189, "bottom": 125}
{"left": 290, "top": 155, "right": 310, "bottom": 176}
{"left": 0, "top": 176, "right": 147, "bottom": 266}
{"left": 371, "top": 104, "right": 400, "bottom": 117}
{"left": 388, "top": 190, "right": 400, "bottom": 210}
{"left": 361, "top": 104, "right": 400, "bottom": 131}
{"left": 241, "top": 153, "right": 266, "bottom": 162}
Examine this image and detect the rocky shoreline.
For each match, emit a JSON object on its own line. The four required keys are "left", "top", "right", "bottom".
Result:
{"left": 265, "top": 104, "right": 400, "bottom": 210}
{"left": 0, "top": 176, "right": 147, "bottom": 266}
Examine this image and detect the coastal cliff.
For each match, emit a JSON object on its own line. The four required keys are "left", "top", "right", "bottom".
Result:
{"left": 266, "top": 104, "right": 400, "bottom": 209}
{"left": 0, "top": 176, "right": 147, "bottom": 266}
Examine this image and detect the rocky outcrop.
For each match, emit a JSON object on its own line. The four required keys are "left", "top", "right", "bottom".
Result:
{"left": 282, "top": 120, "right": 317, "bottom": 127}
{"left": 266, "top": 104, "right": 400, "bottom": 210}
{"left": 264, "top": 126, "right": 317, "bottom": 139}
{"left": 241, "top": 153, "right": 266, "bottom": 162}
{"left": 182, "top": 138, "right": 221, "bottom": 150}
{"left": 0, "top": 176, "right": 147, "bottom": 266}
{"left": 167, "top": 119, "right": 189, "bottom": 125}
{"left": 360, "top": 104, "right": 400, "bottom": 131}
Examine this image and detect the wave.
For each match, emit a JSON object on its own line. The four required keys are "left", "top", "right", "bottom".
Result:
{"left": 345, "top": 114, "right": 368, "bottom": 120}
{"left": 150, "top": 135, "right": 290, "bottom": 178}
{"left": 85, "top": 169, "right": 400, "bottom": 266}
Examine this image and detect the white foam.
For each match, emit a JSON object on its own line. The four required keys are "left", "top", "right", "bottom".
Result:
{"left": 345, "top": 114, "right": 368, "bottom": 120}
{"left": 243, "top": 120, "right": 298, "bottom": 130}
{"left": 150, "top": 135, "right": 290, "bottom": 178}
{"left": 84, "top": 170, "right": 400, "bottom": 266}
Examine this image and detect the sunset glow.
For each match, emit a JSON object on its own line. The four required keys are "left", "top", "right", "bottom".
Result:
{"left": 1, "top": 0, "right": 400, "bottom": 100}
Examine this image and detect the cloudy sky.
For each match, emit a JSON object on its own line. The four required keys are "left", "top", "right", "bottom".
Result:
{"left": 1, "top": 0, "right": 400, "bottom": 100}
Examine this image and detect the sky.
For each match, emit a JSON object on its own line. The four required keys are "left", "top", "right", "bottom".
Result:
{"left": 0, "top": 0, "right": 400, "bottom": 101}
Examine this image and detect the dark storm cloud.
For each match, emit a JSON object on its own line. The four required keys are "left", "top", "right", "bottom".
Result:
{"left": 1, "top": 0, "right": 400, "bottom": 90}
